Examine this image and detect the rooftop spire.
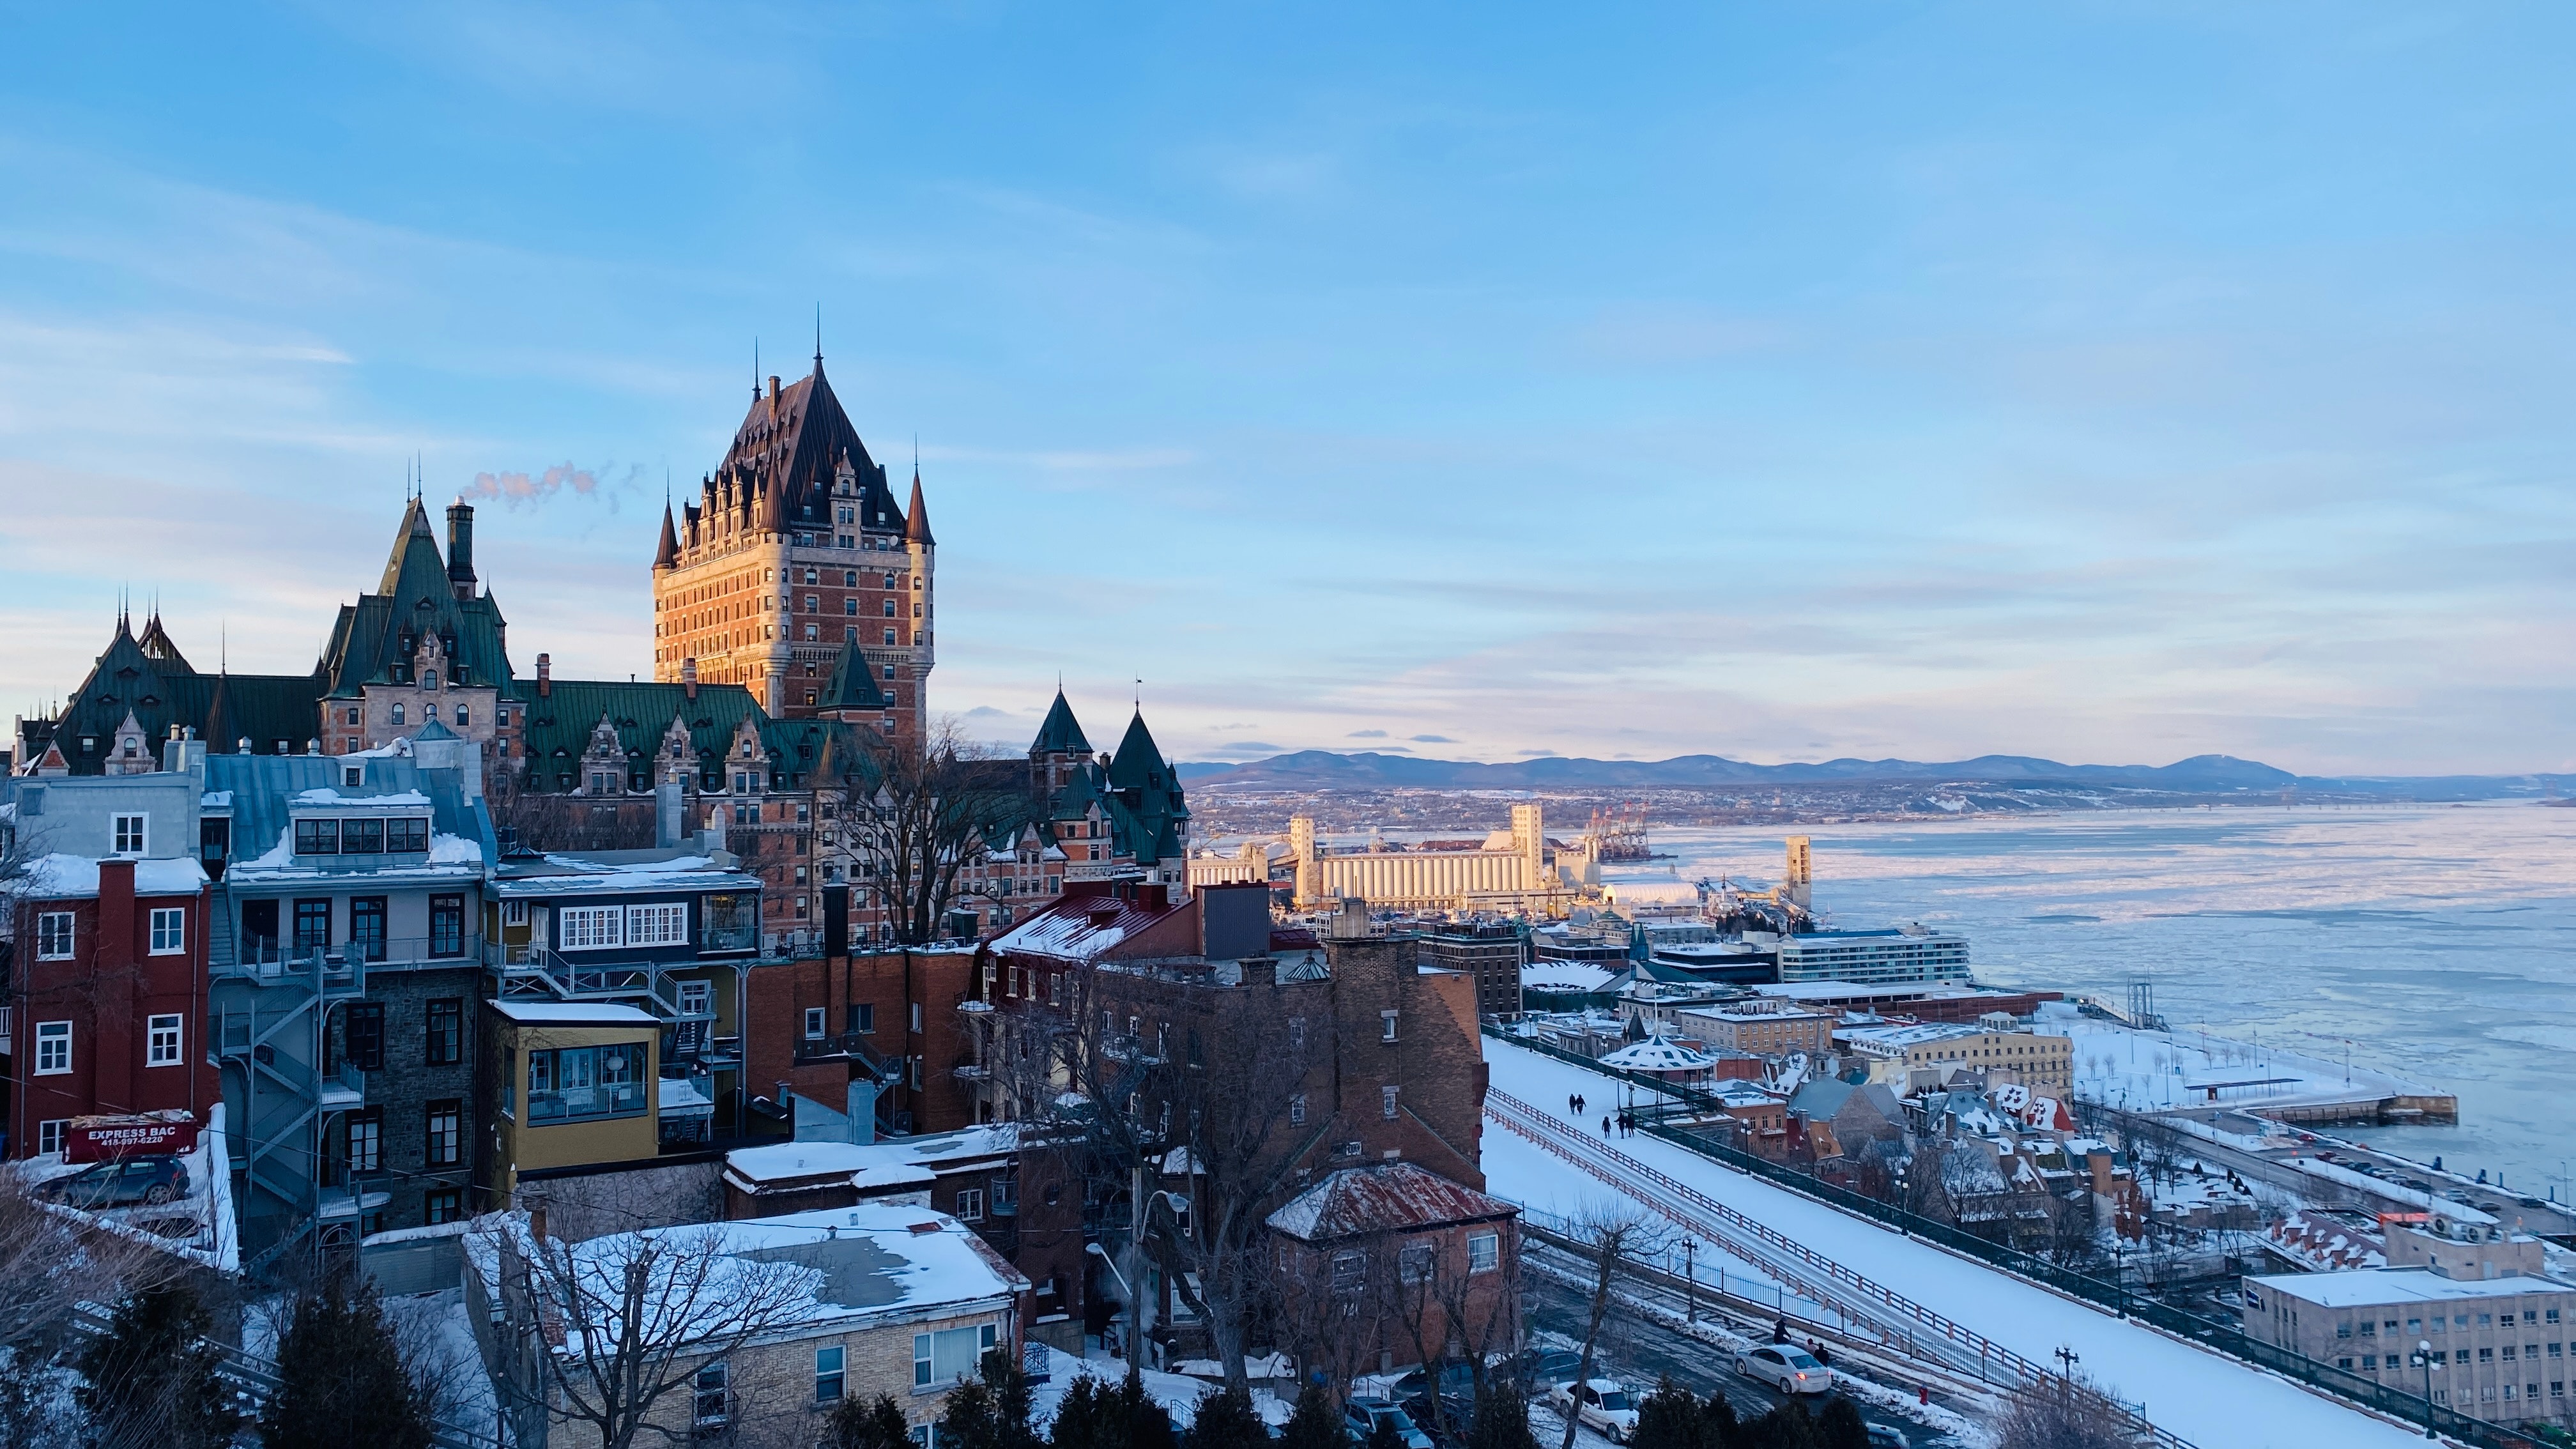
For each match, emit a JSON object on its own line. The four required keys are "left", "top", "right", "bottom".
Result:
{"left": 905, "top": 464, "right": 935, "bottom": 546}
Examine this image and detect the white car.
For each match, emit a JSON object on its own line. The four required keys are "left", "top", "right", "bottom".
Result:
{"left": 1548, "top": 1379, "right": 1639, "bottom": 1442}
{"left": 1733, "top": 1345, "right": 1830, "bottom": 1396}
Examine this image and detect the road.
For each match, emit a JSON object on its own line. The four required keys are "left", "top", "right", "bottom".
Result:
{"left": 1524, "top": 1270, "right": 1966, "bottom": 1448}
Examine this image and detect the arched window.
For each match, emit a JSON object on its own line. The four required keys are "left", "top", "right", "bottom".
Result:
{"left": 456, "top": 705, "right": 470, "bottom": 726}
{"left": 391, "top": 704, "right": 406, "bottom": 725}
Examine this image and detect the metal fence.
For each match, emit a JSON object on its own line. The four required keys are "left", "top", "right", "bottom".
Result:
{"left": 1485, "top": 1027, "right": 2541, "bottom": 1448}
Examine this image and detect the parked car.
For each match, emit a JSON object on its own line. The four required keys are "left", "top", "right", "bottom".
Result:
{"left": 1732, "top": 1345, "right": 1830, "bottom": 1396}
{"left": 1547, "top": 1379, "right": 1639, "bottom": 1442}
{"left": 1515, "top": 1350, "right": 1586, "bottom": 1390}
{"left": 1344, "top": 1397, "right": 1434, "bottom": 1449}
{"left": 1865, "top": 1423, "right": 1911, "bottom": 1448}
{"left": 34, "top": 1156, "right": 188, "bottom": 1209}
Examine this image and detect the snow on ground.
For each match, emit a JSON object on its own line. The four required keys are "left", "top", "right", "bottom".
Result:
{"left": 1027, "top": 1344, "right": 1215, "bottom": 1432}
{"left": 1482, "top": 1038, "right": 2430, "bottom": 1449}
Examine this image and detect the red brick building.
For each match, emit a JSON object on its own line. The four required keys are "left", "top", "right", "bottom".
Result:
{"left": 1266, "top": 1162, "right": 1522, "bottom": 1380}
{"left": 6, "top": 854, "right": 219, "bottom": 1160}
{"left": 740, "top": 947, "right": 985, "bottom": 1139}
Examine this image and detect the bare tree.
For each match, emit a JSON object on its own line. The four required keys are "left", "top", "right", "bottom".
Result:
{"left": 831, "top": 718, "right": 1028, "bottom": 946}
{"left": 1027, "top": 965, "right": 1330, "bottom": 1393}
{"left": 0, "top": 1170, "right": 179, "bottom": 1448}
{"left": 1557, "top": 1206, "right": 1662, "bottom": 1449}
{"left": 1995, "top": 1368, "right": 2139, "bottom": 1449}
{"left": 476, "top": 1215, "right": 826, "bottom": 1449}
{"left": 1382, "top": 1216, "right": 1524, "bottom": 1440}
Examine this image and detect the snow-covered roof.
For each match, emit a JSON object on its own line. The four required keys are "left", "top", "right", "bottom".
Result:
{"left": 227, "top": 824, "right": 485, "bottom": 879}
{"left": 1597, "top": 1035, "right": 1715, "bottom": 1072}
{"left": 1265, "top": 1161, "right": 1517, "bottom": 1241}
{"left": 724, "top": 1125, "right": 1020, "bottom": 1186}
{"left": 469, "top": 1204, "right": 1028, "bottom": 1361}
{"left": 294, "top": 788, "right": 433, "bottom": 808}
{"left": 492, "top": 850, "right": 758, "bottom": 898}
{"left": 486, "top": 1001, "right": 659, "bottom": 1026}
{"left": 1522, "top": 962, "right": 1620, "bottom": 992}
{"left": 990, "top": 891, "right": 1188, "bottom": 962}
{"left": 661, "top": 1076, "right": 714, "bottom": 1114}
{"left": 2245, "top": 1266, "right": 2576, "bottom": 1308}
{"left": 8, "top": 854, "right": 208, "bottom": 900}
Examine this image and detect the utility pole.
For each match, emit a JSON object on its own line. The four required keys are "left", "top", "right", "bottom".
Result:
{"left": 1683, "top": 1239, "right": 1696, "bottom": 1322}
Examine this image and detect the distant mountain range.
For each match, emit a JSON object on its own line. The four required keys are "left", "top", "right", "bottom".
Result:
{"left": 1175, "top": 750, "right": 2554, "bottom": 799}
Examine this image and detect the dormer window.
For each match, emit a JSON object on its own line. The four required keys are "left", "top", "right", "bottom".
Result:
{"left": 423, "top": 671, "right": 438, "bottom": 690}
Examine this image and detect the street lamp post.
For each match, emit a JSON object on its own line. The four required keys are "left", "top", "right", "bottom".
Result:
{"left": 1683, "top": 1239, "right": 1696, "bottom": 1322}
{"left": 2409, "top": 1340, "right": 2439, "bottom": 1439}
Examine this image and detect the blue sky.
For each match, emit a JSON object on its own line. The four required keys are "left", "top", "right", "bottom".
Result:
{"left": 3, "top": 4, "right": 2571, "bottom": 774}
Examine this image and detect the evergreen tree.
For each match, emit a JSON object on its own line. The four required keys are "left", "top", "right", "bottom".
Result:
{"left": 1184, "top": 1384, "right": 1268, "bottom": 1449}
{"left": 1701, "top": 1388, "right": 1738, "bottom": 1448}
{"left": 827, "top": 1392, "right": 911, "bottom": 1449}
{"left": 938, "top": 1349, "right": 1042, "bottom": 1449}
{"left": 1278, "top": 1381, "right": 1344, "bottom": 1449}
{"left": 1632, "top": 1377, "right": 1706, "bottom": 1449}
{"left": 1462, "top": 1382, "right": 1540, "bottom": 1449}
{"left": 1812, "top": 1397, "right": 1869, "bottom": 1449}
{"left": 1736, "top": 1399, "right": 1817, "bottom": 1449}
{"left": 75, "top": 1284, "right": 238, "bottom": 1449}
{"left": 1047, "top": 1376, "right": 1121, "bottom": 1449}
{"left": 260, "top": 1273, "right": 431, "bottom": 1449}
{"left": 1121, "top": 1369, "right": 1177, "bottom": 1449}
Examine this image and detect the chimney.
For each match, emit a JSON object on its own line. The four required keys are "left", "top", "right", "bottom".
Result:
{"left": 446, "top": 498, "right": 477, "bottom": 599}
{"left": 536, "top": 653, "right": 551, "bottom": 698}
{"left": 1239, "top": 957, "right": 1276, "bottom": 988}
{"left": 682, "top": 657, "right": 698, "bottom": 700}
{"left": 768, "top": 375, "right": 782, "bottom": 415}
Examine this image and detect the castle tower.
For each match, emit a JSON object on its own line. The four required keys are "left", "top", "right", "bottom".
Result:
{"left": 649, "top": 351, "right": 933, "bottom": 746}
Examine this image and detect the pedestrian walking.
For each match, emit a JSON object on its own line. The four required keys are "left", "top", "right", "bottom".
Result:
{"left": 1601, "top": 1116, "right": 1613, "bottom": 1138}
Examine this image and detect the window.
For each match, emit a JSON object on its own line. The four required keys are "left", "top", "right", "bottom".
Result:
{"left": 425, "top": 1189, "right": 462, "bottom": 1225}
{"left": 390, "top": 704, "right": 406, "bottom": 726}
{"left": 1468, "top": 1230, "right": 1499, "bottom": 1273}
{"left": 427, "top": 1101, "right": 461, "bottom": 1167}
{"left": 815, "top": 1346, "right": 846, "bottom": 1402}
{"left": 112, "top": 814, "right": 146, "bottom": 855}
{"left": 526, "top": 1043, "right": 648, "bottom": 1122}
{"left": 805, "top": 1008, "right": 827, "bottom": 1039}
{"left": 680, "top": 981, "right": 712, "bottom": 1018}
{"left": 350, "top": 897, "right": 388, "bottom": 962}
{"left": 347, "top": 1111, "right": 381, "bottom": 1173}
{"left": 956, "top": 1188, "right": 985, "bottom": 1221}
{"left": 852, "top": 1003, "right": 876, "bottom": 1034}
{"left": 422, "top": 670, "right": 438, "bottom": 689}
{"left": 626, "top": 903, "right": 689, "bottom": 946}
{"left": 456, "top": 705, "right": 470, "bottom": 726}
{"left": 295, "top": 818, "right": 339, "bottom": 855}
{"left": 1400, "top": 1239, "right": 1437, "bottom": 1285}
{"left": 1382, "top": 1085, "right": 1400, "bottom": 1120}
{"left": 884, "top": 627, "right": 898, "bottom": 646}
{"left": 1381, "top": 1010, "right": 1399, "bottom": 1043}
{"left": 147, "top": 1014, "right": 183, "bottom": 1066}
{"left": 345, "top": 1003, "right": 385, "bottom": 1071}
{"left": 144, "top": 907, "right": 185, "bottom": 955}
{"left": 910, "top": 1002, "right": 924, "bottom": 1032}
{"left": 34, "top": 1022, "right": 70, "bottom": 1075}
{"left": 559, "top": 905, "right": 622, "bottom": 951}
{"left": 1289, "top": 1093, "right": 1307, "bottom": 1126}
{"left": 36, "top": 912, "right": 73, "bottom": 960}
{"left": 694, "top": 1363, "right": 730, "bottom": 1428}
{"left": 430, "top": 896, "right": 464, "bottom": 958}
{"left": 37, "top": 1121, "right": 67, "bottom": 1157}
{"left": 294, "top": 898, "right": 332, "bottom": 951}
{"left": 1332, "top": 1252, "right": 1365, "bottom": 1294}
{"left": 912, "top": 1325, "right": 993, "bottom": 1387}
{"left": 388, "top": 818, "right": 427, "bottom": 852}
{"left": 843, "top": 597, "right": 858, "bottom": 615}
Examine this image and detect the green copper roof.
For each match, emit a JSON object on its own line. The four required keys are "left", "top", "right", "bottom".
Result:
{"left": 1031, "top": 689, "right": 1091, "bottom": 756}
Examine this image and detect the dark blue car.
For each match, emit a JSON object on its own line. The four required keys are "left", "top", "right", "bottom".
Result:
{"left": 36, "top": 1156, "right": 189, "bottom": 1209}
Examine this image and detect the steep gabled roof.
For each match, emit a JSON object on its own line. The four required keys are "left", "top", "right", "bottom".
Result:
{"left": 905, "top": 469, "right": 934, "bottom": 545}
{"left": 1108, "top": 710, "right": 1172, "bottom": 793}
{"left": 317, "top": 502, "right": 514, "bottom": 700}
{"left": 816, "top": 637, "right": 893, "bottom": 713}
{"left": 519, "top": 680, "right": 764, "bottom": 788}
{"left": 654, "top": 502, "right": 680, "bottom": 569}
{"left": 43, "top": 620, "right": 323, "bottom": 772}
{"left": 1031, "top": 691, "right": 1091, "bottom": 756}
{"left": 707, "top": 362, "right": 907, "bottom": 538}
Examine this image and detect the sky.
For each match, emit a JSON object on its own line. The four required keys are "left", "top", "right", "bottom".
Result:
{"left": 2, "top": 3, "right": 2572, "bottom": 776}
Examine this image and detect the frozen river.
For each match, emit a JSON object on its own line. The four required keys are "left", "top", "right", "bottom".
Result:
{"left": 1608, "top": 804, "right": 2576, "bottom": 1197}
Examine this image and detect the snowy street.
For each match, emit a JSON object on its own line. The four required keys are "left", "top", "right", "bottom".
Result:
{"left": 1480, "top": 1037, "right": 2432, "bottom": 1449}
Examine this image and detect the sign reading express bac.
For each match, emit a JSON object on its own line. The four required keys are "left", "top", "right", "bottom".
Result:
{"left": 66, "top": 1113, "right": 199, "bottom": 1163}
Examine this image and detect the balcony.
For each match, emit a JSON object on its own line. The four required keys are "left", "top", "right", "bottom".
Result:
{"left": 318, "top": 1063, "right": 367, "bottom": 1111}
{"left": 226, "top": 935, "right": 478, "bottom": 988}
